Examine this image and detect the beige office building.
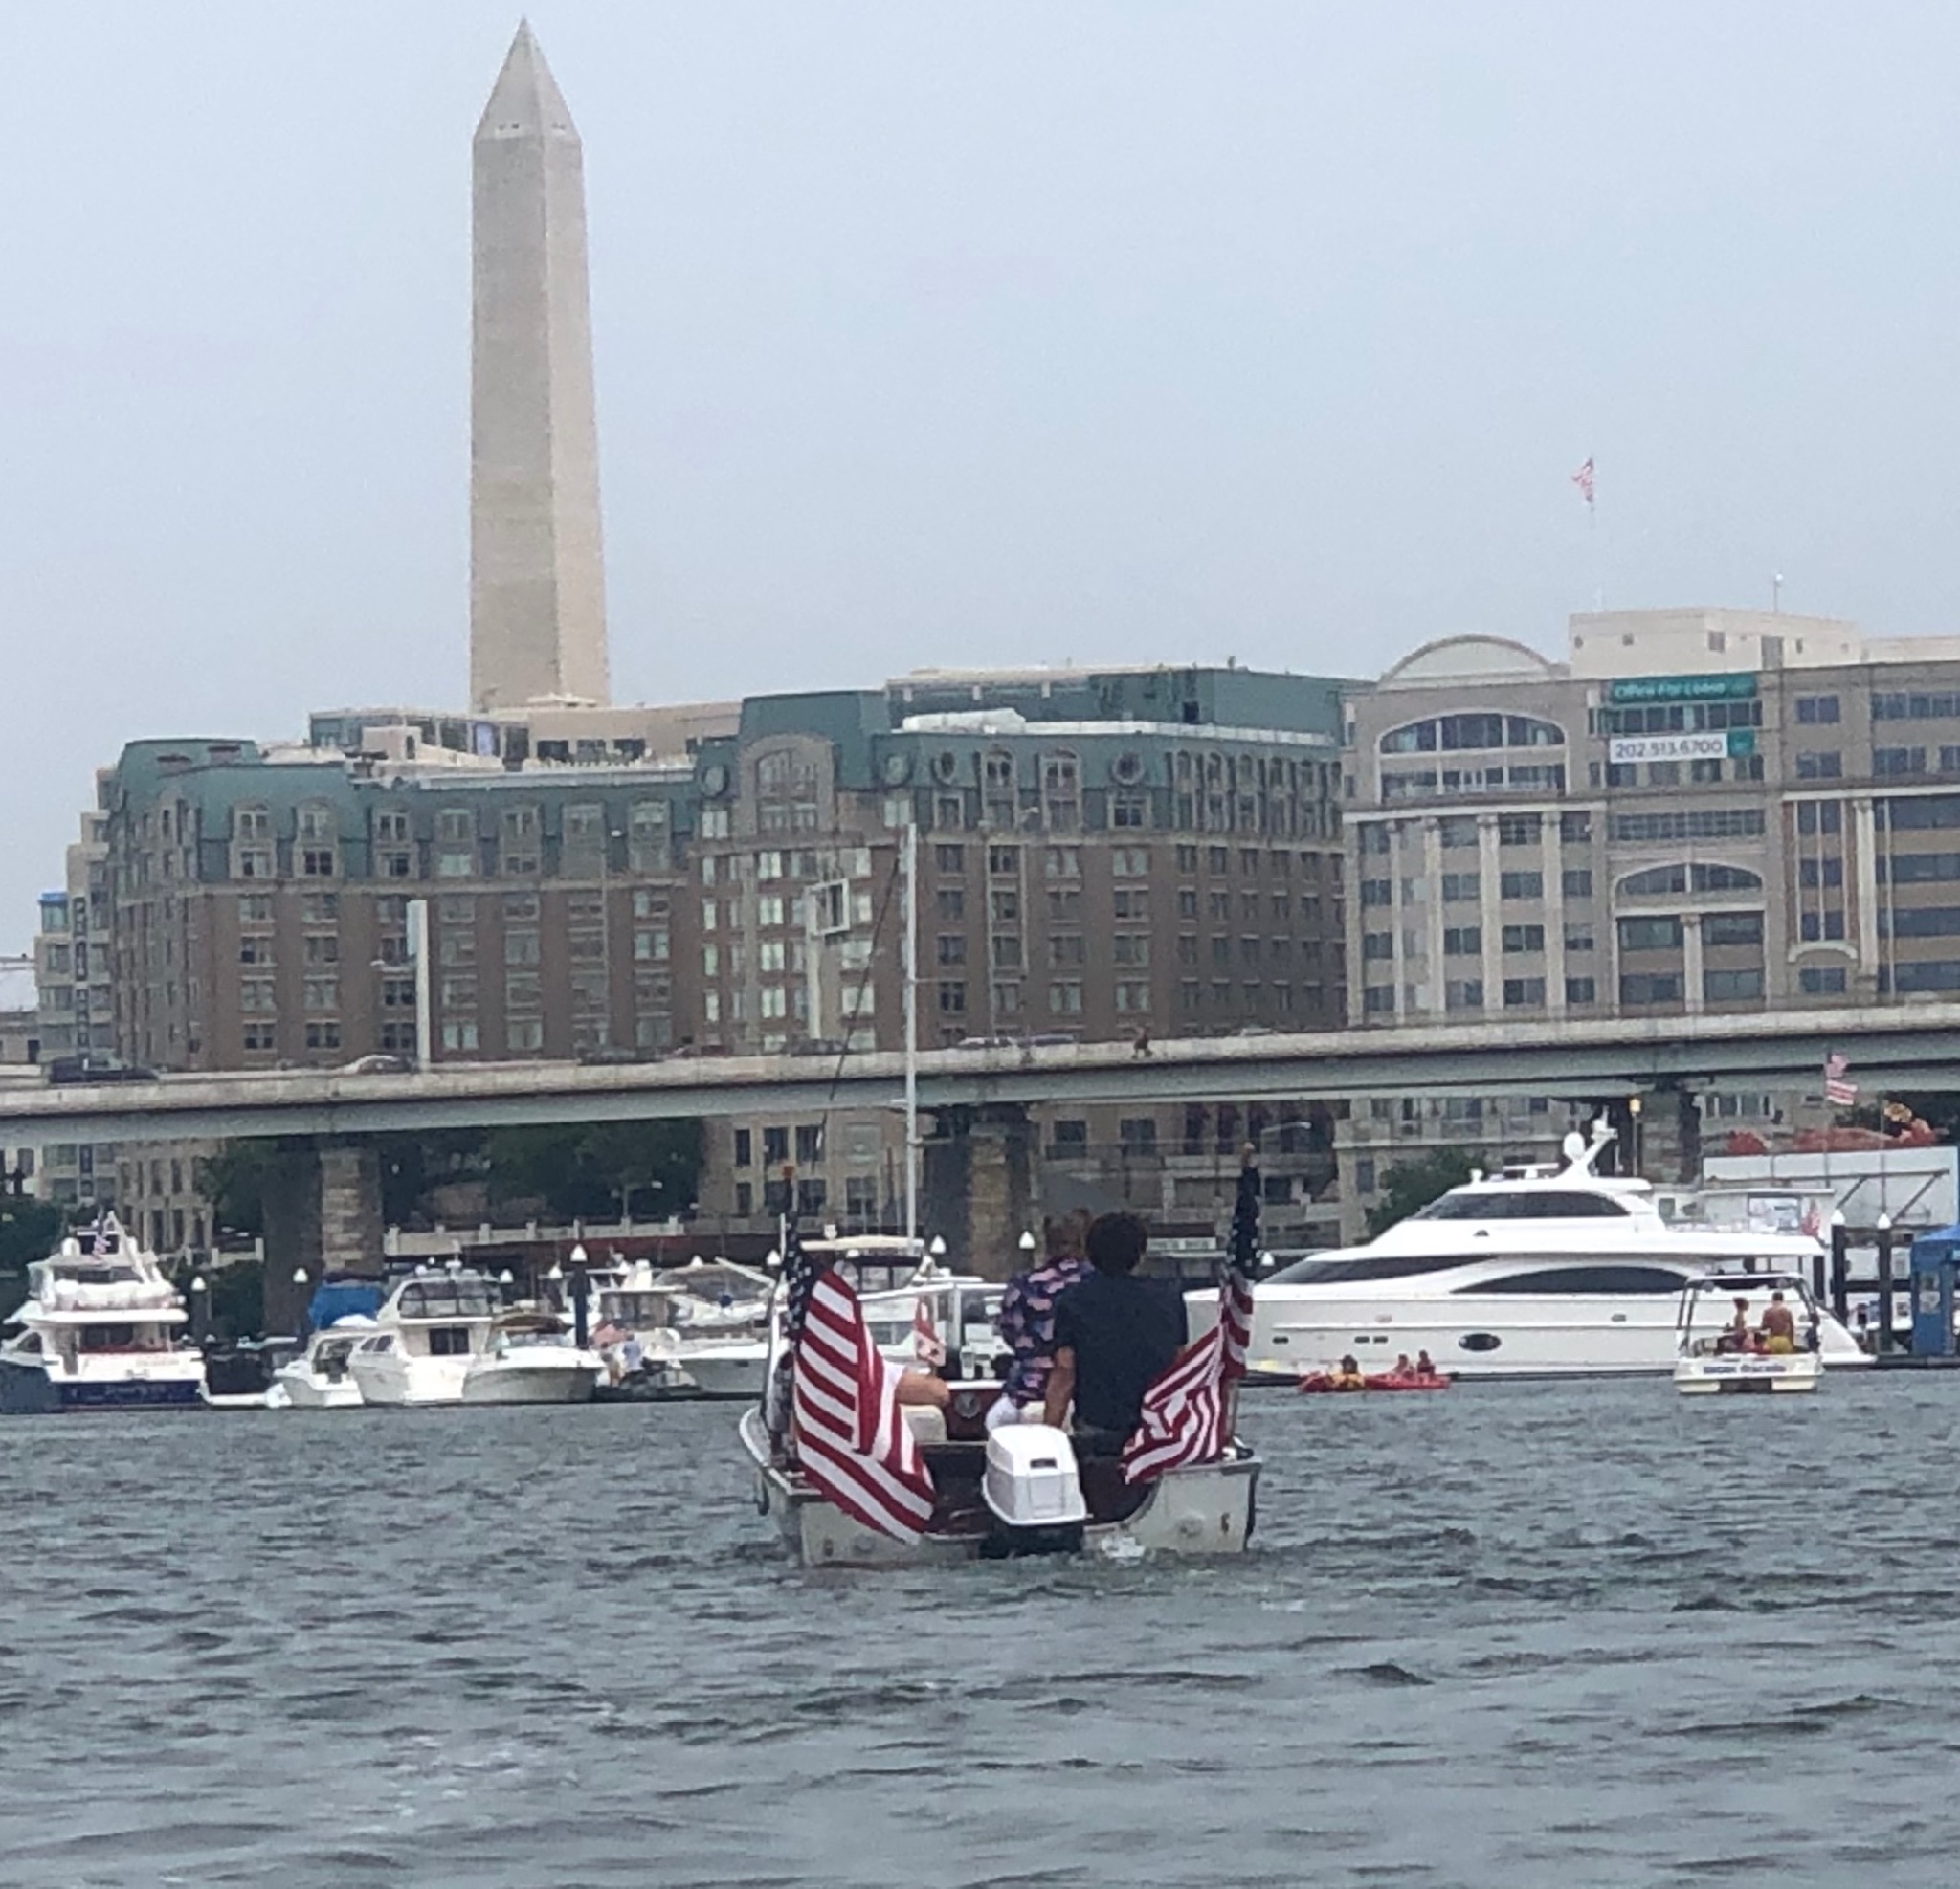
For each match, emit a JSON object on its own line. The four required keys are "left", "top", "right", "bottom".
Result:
{"left": 1339, "top": 606, "right": 1960, "bottom": 1236}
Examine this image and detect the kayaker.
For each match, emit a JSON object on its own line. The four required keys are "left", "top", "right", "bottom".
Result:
{"left": 1392, "top": 1353, "right": 1414, "bottom": 1378}
{"left": 1414, "top": 1349, "right": 1437, "bottom": 1379}
{"left": 1042, "top": 1211, "right": 1185, "bottom": 1453}
{"left": 1329, "top": 1354, "right": 1367, "bottom": 1390}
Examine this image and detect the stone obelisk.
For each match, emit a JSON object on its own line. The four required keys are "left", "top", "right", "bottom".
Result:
{"left": 470, "top": 20, "right": 610, "bottom": 711}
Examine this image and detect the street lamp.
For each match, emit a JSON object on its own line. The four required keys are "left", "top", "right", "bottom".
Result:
{"left": 1017, "top": 1231, "right": 1036, "bottom": 1255}
{"left": 292, "top": 1267, "right": 309, "bottom": 1286}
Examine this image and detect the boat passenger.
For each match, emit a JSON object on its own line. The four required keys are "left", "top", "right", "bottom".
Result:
{"left": 988, "top": 1212, "right": 1093, "bottom": 1431}
{"left": 1392, "top": 1353, "right": 1414, "bottom": 1378}
{"left": 1414, "top": 1350, "right": 1437, "bottom": 1380}
{"left": 1760, "top": 1291, "right": 1797, "bottom": 1355}
{"left": 1042, "top": 1211, "right": 1185, "bottom": 1455}
{"left": 1329, "top": 1354, "right": 1368, "bottom": 1391}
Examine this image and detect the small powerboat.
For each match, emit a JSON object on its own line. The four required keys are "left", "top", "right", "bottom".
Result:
{"left": 271, "top": 1317, "right": 374, "bottom": 1409}
{"left": 741, "top": 1389, "right": 1259, "bottom": 1569}
{"left": 1673, "top": 1271, "right": 1825, "bottom": 1395}
{"left": 459, "top": 1313, "right": 601, "bottom": 1404}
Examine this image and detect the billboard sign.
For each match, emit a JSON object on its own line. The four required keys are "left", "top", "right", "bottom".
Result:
{"left": 1606, "top": 674, "right": 1758, "bottom": 705}
{"left": 1609, "top": 731, "right": 1756, "bottom": 763}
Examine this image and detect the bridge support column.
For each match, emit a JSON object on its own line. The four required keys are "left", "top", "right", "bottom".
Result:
{"left": 922, "top": 1104, "right": 1035, "bottom": 1281}
{"left": 261, "top": 1140, "right": 383, "bottom": 1335}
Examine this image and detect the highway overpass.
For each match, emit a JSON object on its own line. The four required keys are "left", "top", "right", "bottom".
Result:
{"left": 2, "top": 1002, "right": 1955, "bottom": 1145}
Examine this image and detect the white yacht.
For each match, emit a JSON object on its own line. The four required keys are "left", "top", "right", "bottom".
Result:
{"left": 346, "top": 1268, "right": 501, "bottom": 1406}
{"left": 1207, "top": 1131, "right": 1869, "bottom": 1380}
{"left": 0, "top": 1218, "right": 206, "bottom": 1412}
{"left": 460, "top": 1312, "right": 602, "bottom": 1404}
{"left": 271, "top": 1316, "right": 374, "bottom": 1409}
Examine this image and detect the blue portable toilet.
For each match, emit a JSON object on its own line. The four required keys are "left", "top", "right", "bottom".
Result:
{"left": 1906, "top": 1228, "right": 1960, "bottom": 1357}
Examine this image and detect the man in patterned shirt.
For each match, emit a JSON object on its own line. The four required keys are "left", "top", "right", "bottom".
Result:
{"left": 987, "top": 1211, "right": 1092, "bottom": 1431}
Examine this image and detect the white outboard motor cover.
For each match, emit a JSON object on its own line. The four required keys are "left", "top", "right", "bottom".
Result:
{"left": 983, "top": 1422, "right": 1089, "bottom": 1528}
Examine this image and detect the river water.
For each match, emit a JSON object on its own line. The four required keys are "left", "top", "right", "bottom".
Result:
{"left": 5, "top": 1377, "right": 1959, "bottom": 1887}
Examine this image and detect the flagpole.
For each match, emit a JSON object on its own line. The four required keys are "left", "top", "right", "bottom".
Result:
{"left": 902, "top": 819, "right": 920, "bottom": 1251}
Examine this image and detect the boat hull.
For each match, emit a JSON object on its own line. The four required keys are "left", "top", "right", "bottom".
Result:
{"left": 274, "top": 1372, "right": 363, "bottom": 1410}
{"left": 1236, "top": 1293, "right": 1868, "bottom": 1381}
{"left": 679, "top": 1350, "right": 767, "bottom": 1399}
{"left": 0, "top": 1355, "right": 205, "bottom": 1413}
{"left": 738, "top": 1406, "right": 1258, "bottom": 1568}
{"left": 1675, "top": 1354, "right": 1823, "bottom": 1394}
{"left": 459, "top": 1360, "right": 598, "bottom": 1405}
{"left": 346, "top": 1355, "right": 473, "bottom": 1407}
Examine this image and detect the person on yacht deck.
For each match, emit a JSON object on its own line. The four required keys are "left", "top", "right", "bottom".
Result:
{"left": 1760, "top": 1291, "right": 1797, "bottom": 1355}
{"left": 987, "top": 1212, "right": 1092, "bottom": 1433}
{"left": 1042, "top": 1211, "right": 1184, "bottom": 1455}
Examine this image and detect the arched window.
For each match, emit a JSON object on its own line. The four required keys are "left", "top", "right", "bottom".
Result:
{"left": 1379, "top": 715, "right": 1565, "bottom": 754}
{"left": 1617, "top": 862, "right": 1763, "bottom": 898}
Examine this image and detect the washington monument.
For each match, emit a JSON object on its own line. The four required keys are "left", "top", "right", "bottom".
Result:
{"left": 471, "top": 21, "right": 610, "bottom": 712}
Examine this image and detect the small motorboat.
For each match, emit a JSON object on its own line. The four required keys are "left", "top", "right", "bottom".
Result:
{"left": 1673, "top": 1271, "right": 1825, "bottom": 1395}
{"left": 271, "top": 1317, "right": 374, "bottom": 1409}
{"left": 200, "top": 1336, "right": 301, "bottom": 1409}
{"left": 459, "top": 1312, "right": 601, "bottom": 1404}
{"left": 741, "top": 1386, "right": 1259, "bottom": 1569}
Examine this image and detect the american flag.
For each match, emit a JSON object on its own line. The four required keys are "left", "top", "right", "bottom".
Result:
{"left": 1825, "top": 1052, "right": 1858, "bottom": 1108}
{"left": 764, "top": 1218, "right": 822, "bottom": 1444}
{"left": 1123, "top": 1159, "right": 1258, "bottom": 1486}
{"left": 791, "top": 1265, "right": 936, "bottom": 1541}
{"left": 1571, "top": 456, "right": 1595, "bottom": 507}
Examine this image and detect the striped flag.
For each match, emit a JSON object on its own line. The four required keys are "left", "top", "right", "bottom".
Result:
{"left": 792, "top": 1267, "right": 936, "bottom": 1541}
{"left": 1825, "top": 1052, "right": 1857, "bottom": 1108}
{"left": 1123, "top": 1158, "right": 1258, "bottom": 1485}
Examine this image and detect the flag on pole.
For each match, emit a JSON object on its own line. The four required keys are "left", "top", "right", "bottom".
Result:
{"left": 911, "top": 1295, "right": 947, "bottom": 1369}
{"left": 1824, "top": 1052, "right": 1858, "bottom": 1108}
{"left": 791, "top": 1266, "right": 936, "bottom": 1541}
{"left": 1123, "top": 1157, "right": 1258, "bottom": 1485}
{"left": 1571, "top": 457, "right": 1595, "bottom": 507}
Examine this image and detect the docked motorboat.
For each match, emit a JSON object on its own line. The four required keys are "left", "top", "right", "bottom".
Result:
{"left": 346, "top": 1267, "right": 500, "bottom": 1406}
{"left": 1212, "top": 1127, "right": 1869, "bottom": 1380}
{"left": 200, "top": 1336, "right": 301, "bottom": 1409}
{"left": 1674, "top": 1272, "right": 1825, "bottom": 1394}
{"left": 271, "top": 1316, "right": 375, "bottom": 1409}
{"left": 0, "top": 1217, "right": 206, "bottom": 1412}
{"left": 460, "top": 1312, "right": 601, "bottom": 1404}
{"left": 739, "top": 1392, "right": 1259, "bottom": 1569}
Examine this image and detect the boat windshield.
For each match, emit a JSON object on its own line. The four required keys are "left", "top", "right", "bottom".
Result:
{"left": 1412, "top": 1190, "right": 1631, "bottom": 1221}
{"left": 47, "top": 1261, "right": 145, "bottom": 1285}
{"left": 395, "top": 1279, "right": 497, "bottom": 1320}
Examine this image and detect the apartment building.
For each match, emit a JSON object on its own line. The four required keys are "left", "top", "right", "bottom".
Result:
{"left": 96, "top": 665, "right": 1351, "bottom": 1247}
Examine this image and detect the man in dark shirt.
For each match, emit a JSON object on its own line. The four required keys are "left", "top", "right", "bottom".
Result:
{"left": 1042, "top": 1211, "right": 1187, "bottom": 1449}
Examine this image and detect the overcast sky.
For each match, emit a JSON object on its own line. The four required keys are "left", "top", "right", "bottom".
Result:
{"left": 4, "top": 1, "right": 1957, "bottom": 943}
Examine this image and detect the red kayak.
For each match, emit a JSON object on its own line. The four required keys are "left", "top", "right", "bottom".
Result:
{"left": 1299, "top": 1372, "right": 1450, "bottom": 1393}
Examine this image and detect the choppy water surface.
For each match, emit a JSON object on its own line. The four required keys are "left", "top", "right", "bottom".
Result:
{"left": 6, "top": 1378, "right": 1960, "bottom": 1887}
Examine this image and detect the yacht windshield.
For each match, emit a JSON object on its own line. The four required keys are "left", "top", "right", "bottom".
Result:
{"left": 396, "top": 1280, "right": 497, "bottom": 1320}
{"left": 1265, "top": 1252, "right": 1471, "bottom": 1286}
{"left": 1412, "top": 1190, "right": 1631, "bottom": 1221}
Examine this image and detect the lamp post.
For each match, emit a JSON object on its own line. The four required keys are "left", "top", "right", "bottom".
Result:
{"left": 1876, "top": 1212, "right": 1895, "bottom": 1354}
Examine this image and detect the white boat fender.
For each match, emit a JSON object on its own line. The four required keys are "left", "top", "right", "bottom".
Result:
{"left": 983, "top": 1422, "right": 1089, "bottom": 1529}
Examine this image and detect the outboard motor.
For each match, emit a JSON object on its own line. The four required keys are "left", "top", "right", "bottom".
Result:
{"left": 982, "top": 1423, "right": 1089, "bottom": 1556}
